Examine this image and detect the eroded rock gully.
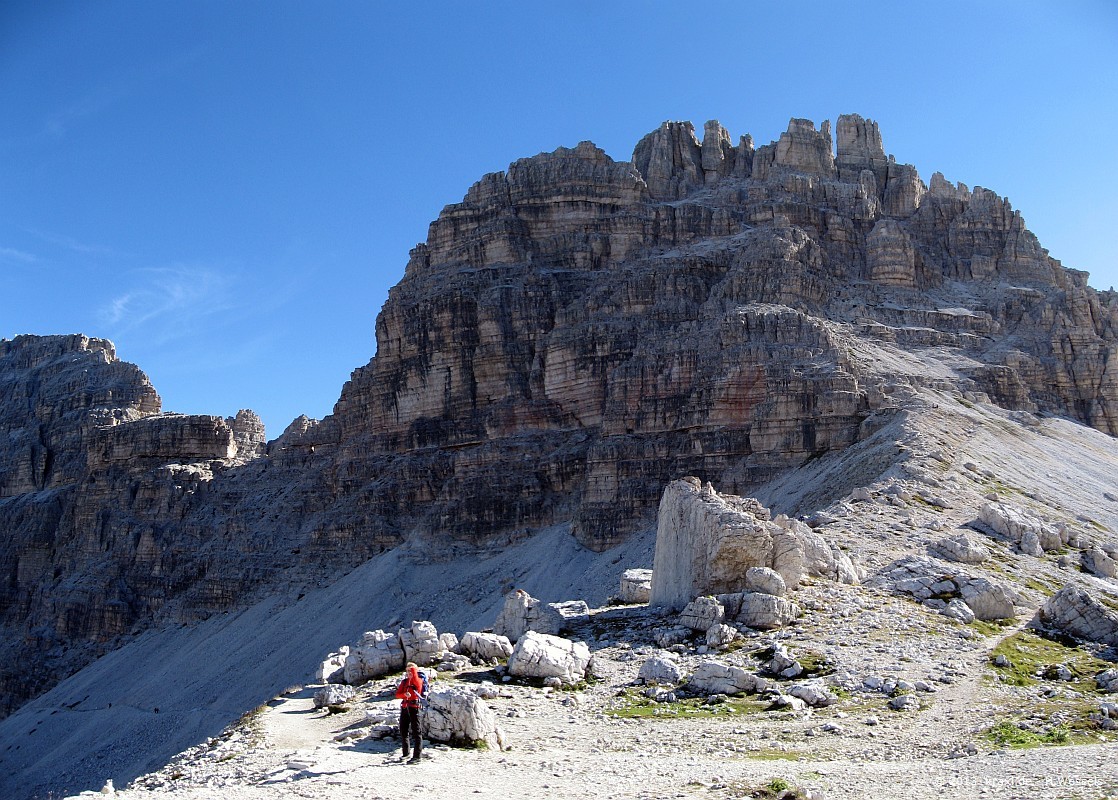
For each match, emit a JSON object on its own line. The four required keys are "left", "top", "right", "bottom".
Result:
{"left": 2, "top": 112, "right": 1117, "bottom": 720}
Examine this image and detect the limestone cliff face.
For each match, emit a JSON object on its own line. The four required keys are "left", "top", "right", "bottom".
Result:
{"left": 333, "top": 113, "right": 1118, "bottom": 551}
{"left": 2, "top": 112, "right": 1117, "bottom": 718}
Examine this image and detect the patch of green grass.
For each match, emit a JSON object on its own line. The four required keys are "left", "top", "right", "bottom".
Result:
{"left": 1082, "top": 518, "right": 1111, "bottom": 533}
{"left": 989, "top": 629, "right": 1113, "bottom": 688}
{"left": 982, "top": 715, "right": 1104, "bottom": 749}
{"left": 605, "top": 688, "right": 767, "bottom": 720}
{"left": 1020, "top": 575, "right": 1061, "bottom": 594}
{"left": 970, "top": 618, "right": 1015, "bottom": 637}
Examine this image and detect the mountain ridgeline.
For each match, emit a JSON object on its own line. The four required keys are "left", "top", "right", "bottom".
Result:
{"left": 1, "top": 113, "right": 1116, "bottom": 717}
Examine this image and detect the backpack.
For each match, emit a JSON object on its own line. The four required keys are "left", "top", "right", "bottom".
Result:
{"left": 420, "top": 670, "right": 430, "bottom": 699}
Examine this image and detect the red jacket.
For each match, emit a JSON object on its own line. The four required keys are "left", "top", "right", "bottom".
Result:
{"left": 395, "top": 667, "right": 424, "bottom": 709}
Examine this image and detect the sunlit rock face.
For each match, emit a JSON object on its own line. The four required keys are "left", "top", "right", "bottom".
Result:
{"left": 333, "top": 113, "right": 1117, "bottom": 551}
{"left": 2, "top": 112, "right": 1118, "bottom": 717}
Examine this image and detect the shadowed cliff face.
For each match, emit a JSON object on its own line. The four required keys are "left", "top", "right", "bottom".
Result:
{"left": 2, "top": 114, "right": 1117, "bottom": 718}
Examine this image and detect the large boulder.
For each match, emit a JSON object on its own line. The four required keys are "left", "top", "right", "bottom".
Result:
{"left": 312, "top": 684, "right": 355, "bottom": 710}
{"left": 421, "top": 685, "right": 506, "bottom": 750}
{"left": 343, "top": 630, "right": 405, "bottom": 684}
{"left": 959, "top": 577, "right": 1017, "bottom": 621}
{"left": 744, "top": 567, "right": 786, "bottom": 597}
{"left": 650, "top": 478, "right": 855, "bottom": 610}
{"left": 706, "top": 622, "right": 740, "bottom": 648}
{"left": 638, "top": 653, "right": 685, "bottom": 686}
{"left": 735, "top": 592, "right": 801, "bottom": 630}
{"left": 788, "top": 681, "right": 838, "bottom": 708}
{"left": 399, "top": 620, "right": 443, "bottom": 667}
{"left": 536, "top": 600, "right": 591, "bottom": 636}
{"left": 506, "top": 631, "right": 591, "bottom": 683}
{"left": 1039, "top": 585, "right": 1118, "bottom": 647}
{"left": 1083, "top": 548, "right": 1118, "bottom": 579}
{"left": 687, "top": 660, "right": 767, "bottom": 696}
{"left": 458, "top": 631, "right": 514, "bottom": 662}
{"left": 931, "top": 533, "right": 989, "bottom": 564}
{"left": 679, "top": 596, "right": 724, "bottom": 631}
{"left": 980, "top": 501, "right": 1066, "bottom": 552}
{"left": 777, "top": 515, "right": 860, "bottom": 585}
{"left": 316, "top": 646, "right": 349, "bottom": 683}
{"left": 619, "top": 569, "right": 653, "bottom": 604}
{"left": 493, "top": 589, "right": 541, "bottom": 643}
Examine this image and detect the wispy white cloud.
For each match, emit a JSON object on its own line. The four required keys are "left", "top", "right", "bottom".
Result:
{"left": 98, "top": 265, "right": 238, "bottom": 345}
{"left": 0, "top": 247, "right": 37, "bottom": 264}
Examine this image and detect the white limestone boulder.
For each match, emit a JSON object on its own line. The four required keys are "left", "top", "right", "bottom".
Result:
{"left": 679, "top": 596, "right": 724, "bottom": 631}
{"left": 506, "top": 631, "right": 591, "bottom": 683}
{"left": 735, "top": 592, "right": 801, "bottom": 630}
{"left": 638, "top": 653, "right": 685, "bottom": 685}
{"left": 343, "top": 629, "right": 405, "bottom": 684}
{"left": 459, "top": 631, "right": 514, "bottom": 662}
{"left": 706, "top": 622, "right": 739, "bottom": 648}
{"left": 316, "top": 646, "right": 349, "bottom": 683}
{"left": 312, "top": 684, "right": 356, "bottom": 709}
{"left": 788, "top": 681, "right": 838, "bottom": 707}
{"left": 743, "top": 566, "right": 786, "bottom": 597}
{"left": 980, "top": 501, "right": 1065, "bottom": 552}
{"left": 493, "top": 589, "right": 540, "bottom": 643}
{"left": 536, "top": 600, "right": 590, "bottom": 636}
{"left": 932, "top": 533, "right": 989, "bottom": 564}
{"left": 687, "top": 660, "right": 767, "bottom": 696}
{"left": 650, "top": 478, "right": 857, "bottom": 611}
{"left": 959, "top": 578, "right": 1017, "bottom": 621}
{"left": 1039, "top": 585, "right": 1118, "bottom": 647}
{"left": 399, "top": 620, "right": 442, "bottom": 667}
{"left": 1083, "top": 548, "right": 1118, "bottom": 579}
{"left": 942, "top": 598, "right": 976, "bottom": 624}
{"left": 421, "top": 685, "right": 506, "bottom": 750}
{"left": 619, "top": 569, "right": 653, "bottom": 604}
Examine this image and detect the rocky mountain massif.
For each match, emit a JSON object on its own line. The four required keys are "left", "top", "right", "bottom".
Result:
{"left": 1, "top": 113, "right": 1117, "bottom": 798}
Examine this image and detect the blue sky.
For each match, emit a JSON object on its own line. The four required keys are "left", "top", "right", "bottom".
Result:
{"left": 2, "top": 1, "right": 1116, "bottom": 439}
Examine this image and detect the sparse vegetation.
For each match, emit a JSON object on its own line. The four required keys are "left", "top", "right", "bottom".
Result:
{"left": 989, "top": 629, "right": 1113, "bottom": 688}
{"left": 721, "top": 774, "right": 813, "bottom": 798}
{"left": 981, "top": 712, "right": 1109, "bottom": 750}
{"left": 605, "top": 688, "right": 768, "bottom": 720}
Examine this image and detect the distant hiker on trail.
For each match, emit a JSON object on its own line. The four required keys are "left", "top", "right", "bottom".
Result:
{"left": 395, "top": 661, "right": 427, "bottom": 764}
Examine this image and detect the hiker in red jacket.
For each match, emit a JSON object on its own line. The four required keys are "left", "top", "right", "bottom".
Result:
{"left": 395, "top": 662, "right": 426, "bottom": 763}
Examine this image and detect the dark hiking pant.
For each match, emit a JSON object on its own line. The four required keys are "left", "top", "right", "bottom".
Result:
{"left": 400, "top": 705, "right": 421, "bottom": 758}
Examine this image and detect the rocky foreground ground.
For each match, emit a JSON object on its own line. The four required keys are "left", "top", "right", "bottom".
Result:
{"left": 70, "top": 586, "right": 1117, "bottom": 800}
{"left": 61, "top": 393, "right": 1118, "bottom": 800}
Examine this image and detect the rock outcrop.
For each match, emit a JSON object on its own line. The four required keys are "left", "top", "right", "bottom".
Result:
{"left": 506, "top": 631, "right": 591, "bottom": 684}
{"left": 649, "top": 478, "right": 853, "bottom": 610}
{"left": 421, "top": 686, "right": 505, "bottom": 750}
{"left": 1038, "top": 585, "right": 1118, "bottom": 647}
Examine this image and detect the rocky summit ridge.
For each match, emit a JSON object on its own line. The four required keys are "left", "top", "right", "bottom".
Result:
{"left": 1, "top": 112, "right": 1118, "bottom": 797}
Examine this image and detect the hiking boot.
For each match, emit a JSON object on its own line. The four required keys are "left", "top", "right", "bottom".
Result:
{"left": 407, "top": 755, "right": 421, "bottom": 764}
